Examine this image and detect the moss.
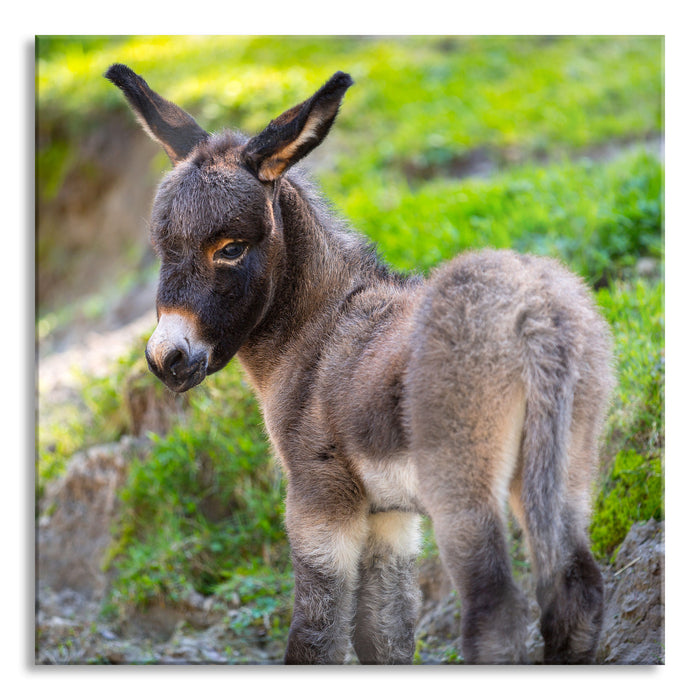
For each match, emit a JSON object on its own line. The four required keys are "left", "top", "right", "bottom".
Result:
{"left": 590, "top": 449, "right": 663, "bottom": 559}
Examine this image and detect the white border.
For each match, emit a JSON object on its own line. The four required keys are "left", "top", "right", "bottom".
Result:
{"left": 11, "top": 3, "right": 697, "bottom": 694}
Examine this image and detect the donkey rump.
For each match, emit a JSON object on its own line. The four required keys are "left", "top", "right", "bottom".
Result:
{"left": 106, "top": 63, "right": 614, "bottom": 664}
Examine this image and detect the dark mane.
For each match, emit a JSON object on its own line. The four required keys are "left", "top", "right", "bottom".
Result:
{"left": 284, "top": 165, "right": 421, "bottom": 288}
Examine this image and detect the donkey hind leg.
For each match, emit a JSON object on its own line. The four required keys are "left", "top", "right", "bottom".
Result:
{"left": 414, "top": 389, "right": 531, "bottom": 664}
{"left": 511, "top": 400, "right": 605, "bottom": 664}
{"left": 352, "top": 511, "right": 422, "bottom": 664}
{"left": 283, "top": 488, "right": 368, "bottom": 664}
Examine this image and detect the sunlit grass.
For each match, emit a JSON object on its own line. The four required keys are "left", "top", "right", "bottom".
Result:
{"left": 323, "top": 148, "right": 663, "bottom": 285}
{"left": 37, "top": 35, "right": 662, "bottom": 153}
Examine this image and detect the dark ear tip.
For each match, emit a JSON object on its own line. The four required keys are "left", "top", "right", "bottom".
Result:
{"left": 328, "top": 71, "right": 353, "bottom": 91}
{"left": 104, "top": 63, "right": 137, "bottom": 86}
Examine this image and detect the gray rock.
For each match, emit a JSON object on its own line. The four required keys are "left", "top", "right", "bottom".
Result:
{"left": 597, "top": 519, "right": 664, "bottom": 664}
{"left": 37, "top": 437, "right": 151, "bottom": 598}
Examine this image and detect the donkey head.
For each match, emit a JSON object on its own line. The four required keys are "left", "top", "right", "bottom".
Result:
{"left": 106, "top": 64, "right": 352, "bottom": 392}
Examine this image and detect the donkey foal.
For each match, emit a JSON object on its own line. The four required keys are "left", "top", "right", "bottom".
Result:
{"left": 106, "top": 64, "right": 614, "bottom": 664}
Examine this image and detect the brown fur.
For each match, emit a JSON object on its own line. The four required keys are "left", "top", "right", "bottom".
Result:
{"left": 106, "top": 64, "right": 615, "bottom": 664}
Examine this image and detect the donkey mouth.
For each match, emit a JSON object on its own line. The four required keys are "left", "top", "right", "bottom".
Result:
{"left": 168, "top": 355, "right": 208, "bottom": 393}
{"left": 167, "top": 365, "right": 207, "bottom": 393}
{"left": 146, "top": 347, "right": 209, "bottom": 393}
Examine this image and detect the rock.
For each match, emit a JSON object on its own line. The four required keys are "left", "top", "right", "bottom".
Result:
{"left": 37, "top": 437, "right": 151, "bottom": 598}
{"left": 124, "top": 365, "right": 189, "bottom": 436}
{"left": 597, "top": 519, "right": 664, "bottom": 664}
{"left": 635, "top": 257, "right": 660, "bottom": 279}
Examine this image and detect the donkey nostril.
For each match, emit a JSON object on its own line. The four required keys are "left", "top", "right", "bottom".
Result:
{"left": 164, "top": 348, "right": 186, "bottom": 377}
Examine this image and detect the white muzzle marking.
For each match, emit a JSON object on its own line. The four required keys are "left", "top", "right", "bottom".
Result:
{"left": 147, "top": 310, "right": 211, "bottom": 368}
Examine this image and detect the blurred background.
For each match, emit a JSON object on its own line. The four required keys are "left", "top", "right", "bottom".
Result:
{"left": 36, "top": 35, "right": 664, "bottom": 664}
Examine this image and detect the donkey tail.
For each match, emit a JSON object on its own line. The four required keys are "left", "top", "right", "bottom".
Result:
{"left": 516, "top": 306, "right": 578, "bottom": 577}
{"left": 516, "top": 304, "right": 607, "bottom": 663}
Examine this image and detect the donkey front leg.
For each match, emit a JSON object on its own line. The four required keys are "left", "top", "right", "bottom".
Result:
{"left": 283, "top": 485, "right": 368, "bottom": 664}
{"left": 352, "top": 511, "right": 422, "bottom": 664}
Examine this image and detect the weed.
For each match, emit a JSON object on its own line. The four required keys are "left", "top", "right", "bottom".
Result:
{"left": 597, "top": 277, "right": 665, "bottom": 458}
{"left": 590, "top": 278, "right": 664, "bottom": 559}
{"left": 104, "top": 362, "right": 288, "bottom": 618}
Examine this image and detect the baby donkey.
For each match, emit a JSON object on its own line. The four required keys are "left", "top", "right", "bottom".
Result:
{"left": 106, "top": 64, "right": 614, "bottom": 664}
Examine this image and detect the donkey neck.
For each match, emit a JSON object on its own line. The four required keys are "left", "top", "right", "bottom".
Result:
{"left": 236, "top": 174, "right": 370, "bottom": 390}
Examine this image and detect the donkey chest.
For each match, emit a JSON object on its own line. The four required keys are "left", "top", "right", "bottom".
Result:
{"left": 355, "top": 456, "right": 422, "bottom": 514}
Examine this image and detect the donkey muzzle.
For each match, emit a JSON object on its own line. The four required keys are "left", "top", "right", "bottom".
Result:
{"left": 146, "top": 311, "right": 210, "bottom": 393}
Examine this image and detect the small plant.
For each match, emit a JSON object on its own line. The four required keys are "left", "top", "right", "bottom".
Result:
{"left": 104, "top": 362, "right": 289, "bottom": 619}
{"left": 413, "top": 637, "right": 426, "bottom": 664}
{"left": 442, "top": 644, "right": 464, "bottom": 664}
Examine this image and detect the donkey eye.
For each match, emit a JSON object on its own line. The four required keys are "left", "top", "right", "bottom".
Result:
{"left": 216, "top": 242, "right": 247, "bottom": 262}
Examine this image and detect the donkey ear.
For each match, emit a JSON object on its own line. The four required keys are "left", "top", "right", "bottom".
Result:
{"left": 242, "top": 71, "right": 353, "bottom": 182}
{"left": 105, "top": 63, "right": 209, "bottom": 165}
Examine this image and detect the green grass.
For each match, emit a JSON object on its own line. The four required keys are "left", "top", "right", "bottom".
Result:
{"left": 589, "top": 276, "right": 664, "bottom": 558}
{"left": 36, "top": 35, "right": 664, "bottom": 639}
{"left": 598, "top": 277, "right": 665, "bottom": 459}
{"left": 36, "top": 35, "right": 662, "bottom": 205}
{"left": 324, "top": 148, "right": 662, "bottom": 286}
{"left": 37, "top": 36, "right": 663, "bottom": 136}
